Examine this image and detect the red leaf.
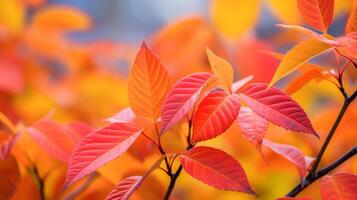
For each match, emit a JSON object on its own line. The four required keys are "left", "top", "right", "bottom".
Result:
{"left": 240, "top": 83, "right": 318, "bottom": 137}
{"left": 105, "top": 157, "right": 163, "bottom": 200}
{"left": 27, "top": 119, "right": 76, "bottom": 163}
{"left": 321, "top": 173, "right": 357, "bottom": 200}
{"left": 180, "top": 146, "right": 255, "bottom": 194}
{"left": 160, "top": 72, "right": 212, "bottom": 134}
{"left": 0, "top": 133, "right": 20, "bottom": 160}
{"left": 297, "top": 0, "right": 334, "bottom": 32}
{"left": 64, "top": 122, "right": 142, "bottom": 188}
{"left": 237, "top": 106, "right": 268, "bottom": 151}
{"left": 105, "top": 176, "right": 142, "bottom": 200}
{"left": 263, "top": 139, "right": 313, "bottom": 179}
{"left": 192, "top": 90, "right": 241, "bottom": 143}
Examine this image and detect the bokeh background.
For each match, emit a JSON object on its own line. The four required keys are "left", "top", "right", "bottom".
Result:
{"left": 0, "top": 0, "right": 356, "bottom": 199}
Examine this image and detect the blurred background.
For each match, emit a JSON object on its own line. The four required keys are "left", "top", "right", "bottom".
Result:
{"left": 0, "top": 0, "right": 356, "bottom": 200}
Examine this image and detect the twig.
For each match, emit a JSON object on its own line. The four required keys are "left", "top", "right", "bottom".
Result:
{"left": 286, "top": 145, "right": 357, "bottom": 197}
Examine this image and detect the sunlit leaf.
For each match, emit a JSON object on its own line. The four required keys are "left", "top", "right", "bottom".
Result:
{"left": 321, "top": 173, "right": 357, "bottom": 200}
{"left": 106, "top": 108, "right": 135, "bottom": 123}
{"left": 297, "top": 0, "right": 334, "bottom": 32}
{"left": 210, "top": 0, "right": 260, "bottom": 39}
{"left": 269, "top": 38, "right": 332, "bottom": 87}
{"left": 160, "top": 72, "right": 212, "bottom": 134}
{"left": 237, "top": 106, "right": 268, "bottom": 151}
{"left": 0, "top": 133, "right": 20, "bottom": 160}
{"left": 285, "top": 67, "right": 326, "bottom": 95}
{"left": 0, "top": 111, "right": 17, "bottom": 134}
{"left": 206, "top": 48, "right": 234, "bottom": 89}
{"left": 128, "top": 42, "right": 170, "bottom": 120}
{"left": 337, "top": 32, "right": 357, "bottom": 60}
{"left": 192, "top": 90, "right": 241, "bottom": 143}
{"left": 240, "top": 83, "right": 318, "bottom": 137}
{"left": 64, "top": 122, "right": 142, "bottom": 188}
{"left": 180, "top": 146, "right": 255, "bottom": 194}
{"left": 266, "top": 0, "right": 302, "bottom": 24}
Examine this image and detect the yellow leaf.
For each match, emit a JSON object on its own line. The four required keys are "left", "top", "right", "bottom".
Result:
{"left": 210, "top": 0, "right": 260, "bottom": 39}
{"left": 206, "top": 48, "right": 234, "bottom": 90}
{"left": 128, "top": 43, "right": 170, "bottom": 120}
{"left": 269, "top": 38, "right": 333, "bottom": 87}
{"left": 266, "top": 0, "right": 302, "bottom": 24}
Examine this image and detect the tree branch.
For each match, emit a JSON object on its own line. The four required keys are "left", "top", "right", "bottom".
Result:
{"left": 286, "top": 145, "right": 357, "bottom": 197}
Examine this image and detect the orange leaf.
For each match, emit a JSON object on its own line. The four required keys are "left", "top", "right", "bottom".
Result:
{"left": 321, "top": 173, "right": 357, "bottom": 200}
{"left": 206, "top": 48, "right": 234, "bottom": 90}
{"left": 345, "top": 0, "right": 357, "bottom": 34}
{"left": 128, "top": 42, "right": 170, "bottom": 120}
{"left": 297, "top": 0, "right": 334, "bottom": 32}
{"left": 284, "top": 67, "right": 325, "bottom": 95}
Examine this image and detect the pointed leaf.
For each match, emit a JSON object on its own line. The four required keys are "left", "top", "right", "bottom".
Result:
{"left": 180, "top": 146, "right": 255, "bottom": 194}
{"left": 105, "top": 157, "right": 163, "bottom": 200}
{"left": 297, "top": 0, "right": 334, "bottom": 32}
{"left": 345, "top": 0, "right": 357, "bottom": 34}
{"left": 269, "top": 38, "right": 332, "bottom": 87}
{"left": 241, "top": 83, "right": 318, "bottom": 137}
{"left": 263, "top": 139, "right": 312, "bottom": 178}
{"left": 192, "top": 90, "right": 241, "bottom": 143}
{"left": 321, "top": 173, "right": 357, "bottom": 200}
{"left": 231, "top": 75, "right": 254, "bottom": 93}
{"left": 27, "top": 119, "right": 76, "bottom": 163}
{"left": 237, "top": 106, "right": 268, "bottom": 151}
{"left": 64, "top": 122, "right": 142, "bottom": 188}
{"left": 160, "top": 72, "right": 212, "bottom": 134}
{"left": 206, "top": 48, "right": 234, "bottom": 89}
{"left": 284, "top": 67, "right": 325, "bottom": 95}
{"left": 128, "top": 42, "right": 170, "bottom": 120}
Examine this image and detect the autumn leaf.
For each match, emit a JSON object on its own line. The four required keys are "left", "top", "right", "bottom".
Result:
{"left": 285, "top": 67, "right": 325, "bottom": 95}
{"left": 27, "top": 119, "right": 76, "bottom": 163}
{"left": 276, "top": 197, "right": 314, "bottom": 200}
{"left": 269, "top": 37, "right": 332, "bottom": 87}
{"left": 64, "top": 122, "right": 142, "bottom": 188}
{"left": 0, "top": 155, "right": 20, "bottom": 200}
{"left": 345, "top": 0, "right": 357, "bottom": 34}
{"left": 0, "top": 111, "right": 17, "bottom": 133}
{"left": 266, "top": 0, "right": 302, "bottom": 24}
{"left": 192, "top": 90, "right": 241, "bottom": 143}
{"left": 263, "top": 139, "right": 314, "bottom": 179}
{"left": 206, "top": 48, "right": 234, "bottom": 89}
{"left": 237, "top": 106, "right": 268, "bottom": 152}
{"left": 320, "top": 173, "right": 357, "bottom": 200}
{"left": 337, "top": 32, "right": 357, "bottom": 59}
{"left": 160, "top": 72, "right": 212, "bottom": 134}
{"left": 0, "top": 133, "right": 20, "bottom": 160}
{"left": 106, "top": 107, "right": 135, "bottom": 123}
{"left": 240, "top": 83, "right": 318, "bottom": 137}
{"left": 297, "top": 0, "right": 334, "bottom": 32}
{"left": 210, "top": 0, "right": 260, "bottom": 39}
{"left": 128, "top": 42, "right": 170, "bottom": 120}
{"left": 105, "top": 157, "right": 163, "bottom": 200}
{"left": 180, "top": 146, "right": 255, "bottom": 194}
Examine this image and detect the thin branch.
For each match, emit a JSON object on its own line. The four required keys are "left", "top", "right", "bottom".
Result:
{"left": 286, "top": 145, "right": 357, "bottom": 197}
